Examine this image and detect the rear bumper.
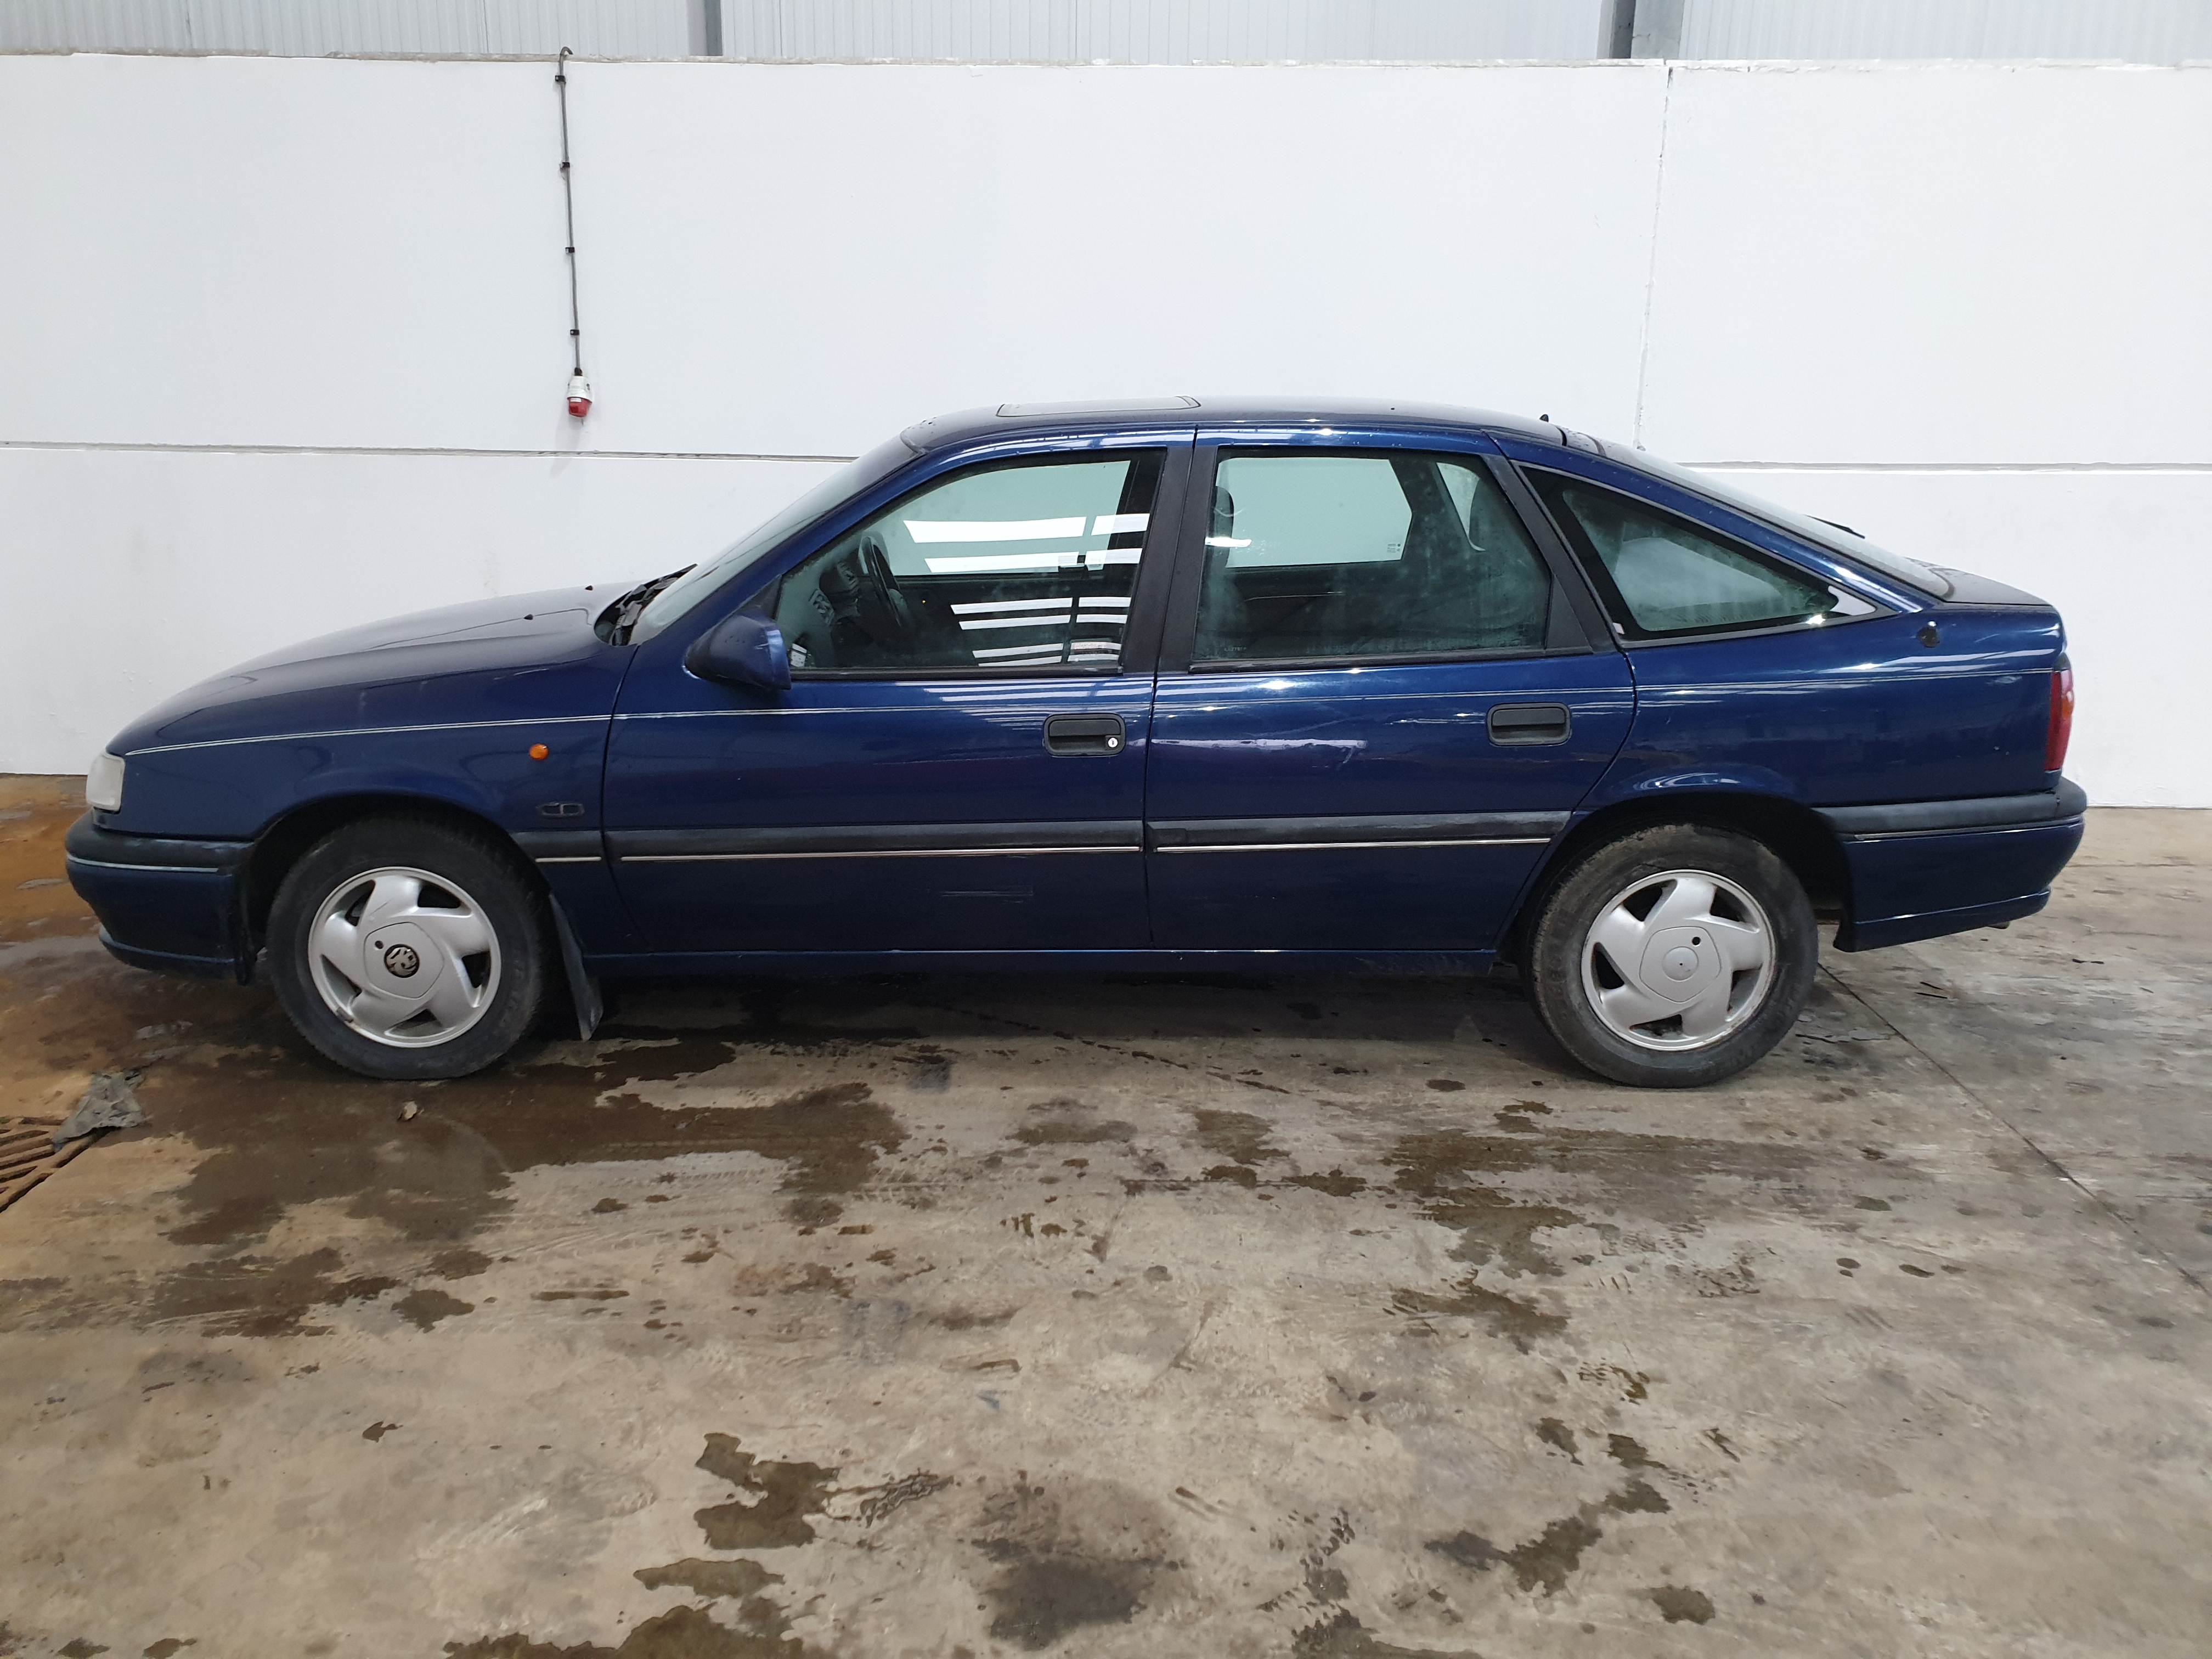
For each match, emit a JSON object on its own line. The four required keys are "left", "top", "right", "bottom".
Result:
{"left": 63, "top": 813, "right": 253, "bottom": 980}
{"left": 1822, "top": 782, "right": 2086, "bottom": 952}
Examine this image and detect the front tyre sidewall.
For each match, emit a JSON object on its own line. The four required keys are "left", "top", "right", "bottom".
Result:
{"left": 268, "top": 820, "right": 548, "bottom": 1081}
{"left": 1529, "top": 824, "right": 1817, "bottom": 1088}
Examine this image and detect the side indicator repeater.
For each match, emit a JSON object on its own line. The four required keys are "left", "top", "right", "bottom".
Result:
{"left": 528, "top": 743, "right": 550, "bottom": 761}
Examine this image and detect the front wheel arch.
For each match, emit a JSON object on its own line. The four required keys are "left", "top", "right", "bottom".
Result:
{"left": 242, "top": 794, "right": 546, "bottom": 966}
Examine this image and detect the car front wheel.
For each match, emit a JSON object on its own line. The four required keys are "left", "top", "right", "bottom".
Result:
{"left": 267, "top": 818, "right": 548, "bottom": 1080}
{"left": 1526, "top": 822, "right": 1817, "bottom": 1088}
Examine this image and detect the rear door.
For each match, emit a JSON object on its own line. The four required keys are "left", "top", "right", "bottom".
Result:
{"left": 604, "top": 435, "right": 1188, "bottom": 955}
{"left": 1143, "top": 431, "right": 1634, "bottom": 952}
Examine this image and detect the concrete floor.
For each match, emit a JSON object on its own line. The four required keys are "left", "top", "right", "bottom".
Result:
{"left": 1, "top": 776, "right": 2208, "bottom": 1658}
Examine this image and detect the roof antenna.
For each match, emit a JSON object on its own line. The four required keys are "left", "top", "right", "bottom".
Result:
{"left": 1539, "top": 413, "right": 1551, "bottom": 422}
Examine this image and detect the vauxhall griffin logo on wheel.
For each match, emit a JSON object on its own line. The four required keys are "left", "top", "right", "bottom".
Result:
{"left": 62, "top": 399, "right": 2086, "bottom": 1086}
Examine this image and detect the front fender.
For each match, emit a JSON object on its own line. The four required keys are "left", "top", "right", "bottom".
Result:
{"left": 107, "top": 717, "right": 612, "bottom": 843}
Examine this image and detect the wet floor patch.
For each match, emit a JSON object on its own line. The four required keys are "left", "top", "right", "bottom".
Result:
{"left": 632, "top": 1558, "right": 782, "bottom": 1599}
{"left": 4, "top": 1048, "right": 911, "bottom": 1336}
{"left": 153, "top": 1053, "right": 903, "bottom": 1251}
{"left": 444, "top": 1600, "right": 810, "bottom": 1658}
{"left": 1648, "top": 1584, "right": 1717, "bottom": 1623}
{"left": 1290, "top": 1609, "right": 1479, "bottom": 1658}
{"left": 1189, "top": 1108, "right": 1284, "bottom": 1167}
{"left": 1427, "top": 1476, "right": 1671, "bottom": 1595}
{"left": 970, "top": 1480, "right": 1178, "bottom": 1651}
{"left": 147, "top": 1246, "right": 399, "bottom": 1338}
{"left": 693, "top": 1433, "right": 839, "bottom": 1550}
{"left": 393, "top": 1286, "right": 474, "bottom": 1329}
{"left": 1012, "top": 1099, "right": 1138, "bottom": 1148}
{"left": 1390, "top": 1277, "right": 1566, "bottom": 1352}
{"left": 1376, "top": 1103, "right": 1831, "bottom": 1351}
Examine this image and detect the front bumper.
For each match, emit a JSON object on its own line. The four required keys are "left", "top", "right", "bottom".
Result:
{"left": 64, "top": 814, "right": 253, "bottom": 980}
{"left": 1822, "top": 781, "right": 2087, "bottom": 952}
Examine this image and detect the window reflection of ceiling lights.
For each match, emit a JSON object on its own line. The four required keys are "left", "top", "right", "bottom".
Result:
{"left": 951, "top": 597, "right": 1074, "bottom": 615}
{"left": 905, "top": 514, "right": 1149, "bottom": 543}
{"left": 906, "top": 516, "right": 1087, "bottom": 543}
{"left": 923, "top": 550, "right": 1142, "bottom": 573}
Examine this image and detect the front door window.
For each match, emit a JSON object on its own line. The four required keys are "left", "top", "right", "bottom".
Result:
{"left": 770, "top": 453, "right": 1162, "bottom": 673}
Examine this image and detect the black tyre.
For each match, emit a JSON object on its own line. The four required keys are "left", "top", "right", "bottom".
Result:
{"left": 1526, "top": 823, "right": 1816, "bottom": 1088}
{"left": 267, "top": 817, "right": 548, "bottom": 1080}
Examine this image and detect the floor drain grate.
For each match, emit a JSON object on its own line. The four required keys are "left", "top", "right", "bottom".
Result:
{"left": 0, "top": 1117, "right": 89, "bottom": 1214}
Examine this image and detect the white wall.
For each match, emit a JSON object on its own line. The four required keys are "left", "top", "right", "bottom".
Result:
{"left": 3, "top": 54, "right": 2206, "bottom": 803}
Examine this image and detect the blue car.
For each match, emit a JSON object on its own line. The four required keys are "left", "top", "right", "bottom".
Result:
{"left": 66, "top": 399, "right": 2083, "bottom": 1087}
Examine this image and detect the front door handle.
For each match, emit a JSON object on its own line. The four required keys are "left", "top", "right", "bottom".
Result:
{"left": 1044, "top": 714, "right": 1126, "bottom": 757}
{"left": 1488, "top": 703, "right": 1572, "bottom": 746}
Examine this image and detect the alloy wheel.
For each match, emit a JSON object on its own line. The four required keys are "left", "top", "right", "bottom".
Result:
{"left": 1579, "top": 867, "right": 1776, "bottom": 1051}
{"left": 306, "top": 866, "right": 501, "bottom": 1048}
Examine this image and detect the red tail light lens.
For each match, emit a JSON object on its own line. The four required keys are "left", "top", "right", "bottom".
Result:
{"left": 2045, "top": 658, "right": 2074, "bottom": 772}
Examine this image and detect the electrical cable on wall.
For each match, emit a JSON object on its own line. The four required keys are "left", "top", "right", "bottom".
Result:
{"left": 556, "top": 47, "right": 591, "bottom": 418}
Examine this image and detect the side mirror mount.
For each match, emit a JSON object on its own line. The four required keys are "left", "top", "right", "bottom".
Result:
{"left": 684, "top": 612, "right": 791, "bottom": 692}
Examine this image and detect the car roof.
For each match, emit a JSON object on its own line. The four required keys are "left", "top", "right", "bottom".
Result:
{"left": 899, "top": 396, "right": 1570, "bottom": 455}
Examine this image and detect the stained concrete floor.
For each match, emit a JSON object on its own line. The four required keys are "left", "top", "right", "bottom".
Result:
{"left": 1, "top": 775, "right": 2208, "bottom": 1658}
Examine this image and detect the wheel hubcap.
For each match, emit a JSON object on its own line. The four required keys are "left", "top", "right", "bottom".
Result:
{"left": 307, "top": 866, "right": 500, "bottom": 1048}
{"left": 1581, "top": 868, "right": 1775, "bottom": 1052}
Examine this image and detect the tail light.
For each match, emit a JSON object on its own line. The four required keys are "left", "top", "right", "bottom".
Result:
{"left": 2045, "top": 657, "right": 2074, "bottom": 772}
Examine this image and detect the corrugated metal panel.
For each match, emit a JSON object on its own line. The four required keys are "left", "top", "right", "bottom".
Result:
{"left": 0, "top": 0, "right": 192, "bottom": 51}
{"left": 719, "top": 0, "right": 1609, "bottom": 64}
{"left": 1678, "top": 0, "right": 2212, "bottom": 64}
{"left": 184, "top": 0, "right": 489, "bottom": 57}
{"left": 7, "top": 0, "right": 2206, "bottom": 63}
{"left": 480, "top": 0, "right": 692, "bottom": 59}
{"left": 0, "top": 0, "right": 692, "bottom": 57}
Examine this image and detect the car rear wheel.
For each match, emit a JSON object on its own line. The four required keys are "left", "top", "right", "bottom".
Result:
{"left": 268, "top": 818, "right": 547, "bottom": 1080}
{"left": 1526, "top": 822, "right": 1816, "bottom": 1088}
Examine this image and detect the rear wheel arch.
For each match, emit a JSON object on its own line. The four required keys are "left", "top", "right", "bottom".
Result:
{"left": 1500, "top": 791, "right": 1849, "bottom": 967}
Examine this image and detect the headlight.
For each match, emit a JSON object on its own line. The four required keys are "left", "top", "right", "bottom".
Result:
{"left": 86, "top": 752, "right": 126, "bottom": 813}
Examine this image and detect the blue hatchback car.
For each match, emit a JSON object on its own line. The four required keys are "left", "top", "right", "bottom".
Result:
{"left": 67, "top": 399, "right": 2084, "bottom": 1087}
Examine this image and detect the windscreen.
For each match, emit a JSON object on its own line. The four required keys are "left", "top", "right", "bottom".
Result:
{"left": 631, "top": 438, "right": 916, "bottom": 642}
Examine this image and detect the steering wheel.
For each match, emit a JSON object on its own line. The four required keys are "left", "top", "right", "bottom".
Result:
{"left": 857, "top": 534, "right": 916, "bottom": 636}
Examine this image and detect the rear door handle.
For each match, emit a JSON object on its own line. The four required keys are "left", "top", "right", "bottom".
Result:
{"left": 1044, "top": 714, "right": 1126, "bottom": 757}
{"left": 1487, "top": 703, "right": 1572, "bottom": 746}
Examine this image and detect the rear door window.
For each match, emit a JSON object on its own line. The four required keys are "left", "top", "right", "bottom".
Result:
{"left": 1193, "top": 450, "right": 1554, "bottom": 663}
{"left": 770, "top": 452, "right": 1161, "bottom": 673}
{"left": 1527, "top": 470, "right": 1837, "bottom": 641}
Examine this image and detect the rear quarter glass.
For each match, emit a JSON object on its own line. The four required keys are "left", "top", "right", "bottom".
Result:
{"left": 1495, "top": 437, "right": 1927, "bottom": 611}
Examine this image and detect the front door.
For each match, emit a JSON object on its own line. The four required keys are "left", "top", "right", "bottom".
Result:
{"left": 1145, "top": 436, "right": 1634, "bottom": 952}
{"left": 606, "top": 438, "right": 1187, "bottom": 955}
